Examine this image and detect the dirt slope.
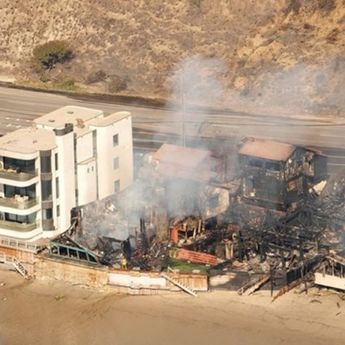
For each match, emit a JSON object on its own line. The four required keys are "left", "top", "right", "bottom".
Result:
{"left": 1, "top": 0, "right": 345, "bottom": 114}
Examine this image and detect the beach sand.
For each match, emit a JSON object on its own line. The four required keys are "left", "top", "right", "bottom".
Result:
{"left": 0, "top": 269, "right": 344, "bottom": 345}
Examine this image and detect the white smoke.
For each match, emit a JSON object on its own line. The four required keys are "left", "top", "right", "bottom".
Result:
{"left": 160, "top": 54, "right": 226, "bottom": 144}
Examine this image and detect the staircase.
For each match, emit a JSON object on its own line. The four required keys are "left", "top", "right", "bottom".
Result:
{"left": 12, "top": 257, "right": 30, "bottom": 279}
{"left": 0, "top": 253, "right": 31, "bottom": 279}
{"left": 161, "top": 272, "right": 197, "bottom": 297}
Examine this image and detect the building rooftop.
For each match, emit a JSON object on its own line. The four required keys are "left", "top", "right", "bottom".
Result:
{"left": 34, "top": 105, "right": 103, "bottom": 129}
{"left": 0, "top": 127, "right": 56, "bottom": 155}
{"left": 89, "top": 111, "right": 131, "bottom": 127}
{"left": 153, "top": 144, "right": 213, "bottom": 181}
{"left": 0, "top": 106, "right": 132, "bottom": 156}
{"left": 153, "top": 144, "right": 210, "bottom": 168}
{"left": 239, "top": 138, "right": 296, "bottom": 161}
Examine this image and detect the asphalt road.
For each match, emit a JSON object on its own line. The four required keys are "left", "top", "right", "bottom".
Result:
{"left": 1, "top": 85, "right": 345, "bottom": 171}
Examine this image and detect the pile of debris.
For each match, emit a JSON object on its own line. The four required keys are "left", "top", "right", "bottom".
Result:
{"left": 47, "top": 140, "right": 345, "bottom": 297}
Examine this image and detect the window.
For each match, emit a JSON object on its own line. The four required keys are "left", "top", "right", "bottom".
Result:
{"left": 55, "top": 177, "right": 59, "bottom": 198}
{"left": 56, "top": 205, "right": 60, "bottom": 217}
{"left": 41, "top": 180, "right": 52, "bottom": 201}
{"left": 40, "top": 155, "right": 51, "bottom": 173}
{"left": 55, "top": 153, "right": 58, "bottom": 171}
{"left": 5, "top": 184, "right": 36, "bottom": 199}
{"left": 4, "top": 157, "right": 35, "bottom": 173}
{"left": 266, "top": 161, "right": 280, "bottom": 171}
{"left": 5, "top": 213, "right": 36, "bottom": 224}
{"left": 113, "top": 134, "right": 119, "bottom": 147}
{"left": 43, "top": 208, "right": 53, "bottom": 220}
{"left": 248, "top": 159, "right": 263, "bottom": 168}
{"left": 113, "top": 157, "right": 119, "bottom": 170}
{"left": 114, "top": 180, "right": 120, "bottom": 193}
{"left": 92, "top": 130, "right": 97, "bottom": 155}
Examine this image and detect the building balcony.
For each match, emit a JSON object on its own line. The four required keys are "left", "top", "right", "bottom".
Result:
{"left": 0, "top": 168, "right": 38, "bottom": 182}
{"left": 0, "top": 196, "right": 38, "bottom": 210}
{"left": 0, "top": 219, "right": 38, "bottom": 232}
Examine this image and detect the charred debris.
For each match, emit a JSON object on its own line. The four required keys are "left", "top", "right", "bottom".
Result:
{"left": 49, "top": 137, "right": 345, "bottom": 295}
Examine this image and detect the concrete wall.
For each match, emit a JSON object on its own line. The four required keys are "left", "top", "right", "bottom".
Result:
{"left": 76, "top": 132, "right": 93, "bottom": 163}
{"left": 75, "top": 132, "right": 97, "bottom": 205}
{"left": 109, "top": 269, "right": 208, "bottom": 292}
{"left": 94, "top": 116, "right": 133, "bottom": 199}
{"left": 108, "top": 271, "right": 167, "bottom": 289}
{"left": 54, "top": 132, "right": 76, "bottom": 233}
{"left": 0, "top": 245, "right": 36, "bottom": 263}
{"left": 34, "top": 256, "right": 208, "bottom": 293}
{"left": 35, "top": 257, "right": 108, "bottom": 288}
{"left": 77, "top": 159, "right": 97, "bottom": 206}
{"left": 0, "top": 246, "right": 36, "bottom": 275}
{"left": 170, "top": 272, "right": 208, "bottom": 292}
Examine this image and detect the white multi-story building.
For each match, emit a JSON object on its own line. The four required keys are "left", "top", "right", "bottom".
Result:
{"left": 0, "top": 106, "right": 133, "bottom": 240}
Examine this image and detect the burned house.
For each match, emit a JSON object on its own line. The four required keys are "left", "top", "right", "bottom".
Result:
{"left": 238, "top": 138, "right": 327, "bottom": 211}
{"left": 151, "top": 143, "right": 220, "bottom": 182}
{"left": 150, "top": 143, "right": 229, "bottom": 218}
{"left": 43, "top": 136, "right": 345, "bottom": 297}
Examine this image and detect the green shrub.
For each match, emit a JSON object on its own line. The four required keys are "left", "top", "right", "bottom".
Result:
{"left": 32, "top": 40, "right": 73, "bottom": 71}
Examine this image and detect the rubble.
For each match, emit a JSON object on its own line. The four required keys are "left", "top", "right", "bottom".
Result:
{"left": 315, "top": 254, "right": 345, "bottom": 291}
{"left": 46, "top": 138, "right": 345, "bottom": 297}
{"left": 172, "top": 248, "right": 219, "bottom": 266}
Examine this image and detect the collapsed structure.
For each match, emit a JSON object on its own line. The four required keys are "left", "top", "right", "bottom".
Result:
{"left": 44, "top": 136, "right": 345, "bottom": 295}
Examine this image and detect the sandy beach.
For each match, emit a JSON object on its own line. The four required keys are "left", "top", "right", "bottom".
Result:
{"left": 0, "top": 269, "right": 344, "bottom": 345}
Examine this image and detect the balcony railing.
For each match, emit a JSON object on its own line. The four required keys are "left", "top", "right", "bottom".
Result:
{"left": 0, "top": 219, "right": 38, "bottom": 232}
{"left": 0, "top": 235, "right": 41, "bottom": 252}
{"left": 0, "top": 169, "right": 38, "bottom": 181}
{"left": 0, "top": 196, "right": 38, "bottom": 210}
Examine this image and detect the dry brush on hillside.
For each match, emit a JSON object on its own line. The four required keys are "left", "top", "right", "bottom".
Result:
{"left": 1, "top": 0, "right": 345, "bottom": 114}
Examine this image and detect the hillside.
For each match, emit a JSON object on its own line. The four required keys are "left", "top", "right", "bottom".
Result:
{"left": 1, "top": 0, "right": 345, "bottom": 114}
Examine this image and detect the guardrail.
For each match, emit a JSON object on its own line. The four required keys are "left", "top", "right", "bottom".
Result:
{"left": 0, "top": 220, "right": 38, "bottom": 232}
{"left": 0, "top": 253, "right": 31, "bottom": 279}
{"left": 0, "top": 169, "right": 38, "bottom": 182}
{"left": 0, "top": 197, "right": 38, "bottom": 210}
{"left": 0, "top": 235, "right": 40, "bottom": 252}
